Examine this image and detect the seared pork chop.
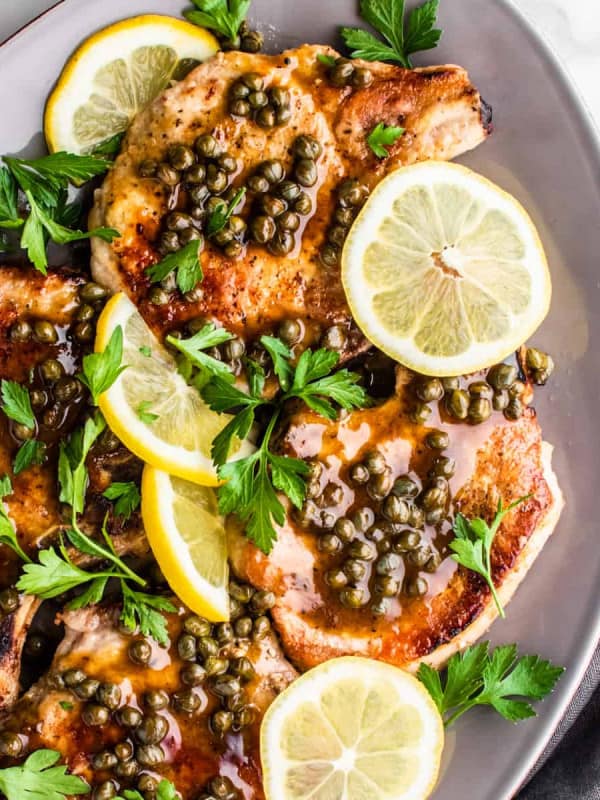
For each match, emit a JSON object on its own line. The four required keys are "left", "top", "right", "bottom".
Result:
{"left": 0, "top": 595, "right": 39, "bottom": 712}
{"left": 91, "top": 44, "right": 491, "bottom": 357}
{"left": 229, "top": 374, "right": 563, "bottom": 672}
{"left": 0, "top": 601, "right": 296, "bottom": 799}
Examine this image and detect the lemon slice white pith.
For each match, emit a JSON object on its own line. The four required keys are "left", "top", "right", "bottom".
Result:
{"left": 44, "top": 15, "right": 218, "bottom": 154}
{"left": 261, "top": 656, "right": 444, "bottom": 800}
{"left": 96, "top": 292, "right": 235, "bottom": 486}
{"left": 141, "top": 465, "right": 229, "bottom": 621}
{"left": 342, "top": 161, "right": 551, "bottom": 377}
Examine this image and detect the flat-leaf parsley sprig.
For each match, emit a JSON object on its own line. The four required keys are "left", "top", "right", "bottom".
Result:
{"left": 0, "top": 749, "right": 89, "bottom": 800}
{"left": 341, "top": 0, "right": 443, "bottom": 69}
{"left": 184, "top": 0, "right": 251, "bottom": 42}
{"left": 418, "top": 641, "right": 564, "bottom": 726}
{"left": 200, "top": 339, "right": 370, "bottom": 553}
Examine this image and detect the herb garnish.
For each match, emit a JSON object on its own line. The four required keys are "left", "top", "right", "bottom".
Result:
{"left": 79, "top": 326, "right": 126, "bottom": 405}
{"left": 103, "top": 481, "right": 141, "bottom": 521}
{"left": 167, "top": 323, "right": 235, "bottom": 382}
{"left": 317, "top": 53, "right": 337, "bottom": 68}
{"left": 450, "top": 496, "right": 529, "bottom": 618}
{"left": 207, "top": 187, "right": 246, "bottom": 236}
{"left": 184, "top": 0, "right": 251, "bottom": 41}
{"left": 91, "top": 132, "right": 125, "bottom": 159}
{"left": 418, "top": 642, "right": 564, "bottom": 726}
{"left": 114, "top": 778, "right": 178, "bottom": 800}
{"left": 341, "top": 0, "right": 442, "bottom": 69}
{"left": 0, "top": 749, "right": 89, "bottom": 800}
{"left": 0, "top": 152, "right": 120, "bottom": 273}
{"left": 146, "top": 239, "right": 204, "bottom": 295}
{"left": 0, "top": 475, "right": 31, "bottom": 563}
{"left": 367, "top": 122, "right": 405, "bottom": 158}
{"left": 201, "top": 343, "right": 369, "bottom": 553}
{"left": 137, "top": 401, "right": 160, "bottom": 424}
{"left": 1, "top": 379, "right": 35, "bottom": 428}
{"left": 13, "top": 439, "right": 47, "bottom": 475}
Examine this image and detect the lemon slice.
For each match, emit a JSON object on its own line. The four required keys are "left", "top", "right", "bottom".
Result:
{"left": 141, "top": 465, "right": 229, "bottom": 620}
{"left": 45, "top": 15, "right": 218, "bottom": 154}
{"left": 342, "top": 161, "right": 551, "bottom": 376}
{"left": 96, "top": 292, "right": 234, "bottom": 486}
{"left": 261, "top": 656, "right": 444, "bottom": 800}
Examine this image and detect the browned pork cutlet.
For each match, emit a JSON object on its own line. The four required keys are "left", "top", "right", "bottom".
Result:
{"left": 0, "top": 595, "right": 39, "bottom": 713}
{"left": 229, "top": 371, "right": 563, "bottom": 672}
{"left": 0, "top": 602, "right": 296, "bottom": 799}
{"left": 91, "top": 44, "right": 491, "bottom": 359}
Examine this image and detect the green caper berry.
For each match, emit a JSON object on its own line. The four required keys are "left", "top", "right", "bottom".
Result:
{"left": 139, "top": 159, "right": 158, "bottom": 178}
{"left": 12, "top": 422, "right": 34, "bottom": 441}
{"left": 80, "top": 281, "right": 108, "bottom": 302}
{"left": 415, "top": 378, "right": 444, "bottom": 402}
{"left": 216, "top": 154, "right": 237, "bottom": 175}
{"left": 422, "top": 482, "right": 448, "bottom": 510}
{"left": 166, "top": 211, "right": 193, "bottom": 231}
{"left": 276, "top": 181, "right": 300, "bottom": 203}
{"left": 325, "top": 568, "right": 348, "bottom": 590}
{"left": 248, "top": 89, "right": 269, "bottom": 109}
{"left": 197, "top": 636, "right": 219, "bottom": 660}
{"left": 409, "top": 545, "right": 433, "bottom": 568}
{"left": 333, "top": 206, "right": 355, "bottom": 227}
{"left": 250, "top": 589, "right": 276, "bottom": 613}
{"left": 204, "top": 656, "right": 229, "bottom": 677}
{"left": 375, "top": 553, "right": 402, "bottom": 575}
{"left": 206, "top": 168, "right": 228, "bottom": 194}
{"left": 487, "top": 363, "right": 518, "bottom": 390}
{"left": 412, "top": 402, "right": 432, "bottom": 425}
{"left": 260, "top": 193, "right": 286, "bottom": 217}
{"left": 230, "top": 657, "right": 256, "bottom": 683}
{"left": 234, "top": 616, "right": 253, "bottom": 638}
{"left": 340, "top": 586, "right": 366, "bottom": 608}
{"left": 118, "top": 705, "right": 143, "bottom": 727}
{"left": 318, "top": 533, "right": 342, "bottom": 554}
{"left": 185, "top": 163, "right": 207, "bottom": 184}
{"left": 92, "top": 750, "right": 118, "bottom": 770}
{"left": 229, "top": 581, "right": 255, "bottom": 603}
{"left": 75, "top": 321, "right": 95, "bottom": 342}
{"left": 179, "top": 663, "right": 206, "bottom": 688}
{"left": 10, "top": 320, "right": 32, "bottom": 342}
{"left": 183, "top": 614, "right": 212, "bottom": 638}
{"left": 221, "top": 337, "right": 244, "bottom": 362}
{"left": 424, "top": 552, "right": 442, "bottom": 573}
{"left": 278, "top": 210, "right": 301, "bottom": 233}
{"left": 268, "top": 230, "right": 295, "bottom": 256}
{"left": 440, "top": 377, "right": 459, "bottom": 391}
{"left": 230, "top": 80, "right": 250, "bottom": 99}
{"left": 333, "top": 518, "right": 354, "bottom": 543}
{"left": 75, "top": 678, "right": 100, "bottom": 700}
{"left": 149, "top": 287, "right": 169, "bottom": 306}
{"left": 189, "top": 205, "right": 206, "bottom": 223}
{"left": 143, "top": 689, "right": 169, "bottom": 711}
{"left": 129, "top": 639, "right": 152, "bottom": 665}
{"left": 137, "top": 774, "right": 159, "bottom": 793}
{"left": 0, "top": 587, "right": 19, "bottom": 614}
{"left": 348, "top": 540, "right": 377, "bottom": 561}
{"left": 510, "top": 380, "right": 526, "bottom": 397}
{"left": 211, "top": 675, "right": 242, "bottom": 698}
{"left": 229, "top": 98, "right": 252, "bottom": 117}
{"left": 349, "top": 463, "right": 370, "bottom": 485}
{"left": 405, "top": 576, "right": 429, "bottom": 597}
{"left": 63, "top": 668, "right": 86, "bottom": 687}
{"left": 256, "top": 106, "right": 277, "bottom": 128}
{"left": 206, "top": 195, "right": 225, "bottom": 215}
{"left": 371, "top": 598, "right": 391, "bottom": 616}
{"left": 173, "top": 689, "right": 201, "bottom": 713}
{"left": 426, "top": 506, "right": 445, "bottom": 525}
{"left": 33, "top": 320, "right": 58, "bottom": 344}
{"left": 351, "top": 67, "right": 373, "bottom": 88}
{"left": 492, "top": 389, "right": 509, "bottom": 411}
{"left": 430, "top": 456, "right": 456, "bottom": 478}
{"left": 409, "top": 506, "right": 425, "bottom": 529}
{"left": 195, "top": 134, "right": 221, "bottom": 158}
{"left": 0, "top": 732, "right": 23, "bottom": 758}
{"left": 394, "top": 530, "right": 421, "bottom": 552}
{"left": 425, "top": 430, "right": 449, "bottom": 450}
{"left": 446, "top": 389, "right": 470, "bottom": 420}
{"left": 320, "top": 244, "right": 340, "bottom": 267}
{"left": 168, "top": 144, "right": 196, "bottom": 171}
{"left": 269, "top": 85, "right": 289, "bottom": 108}
{"left": 504, "top": 398, "right": 524, "bottom": 420}
{"left": 525, "top": 346, "right": 550, "bottom": 371}
{"left": 382, "top": 495, "right": 410, "bottom": 523}
{"left": 366, "top": 526, "right": 388, "bottom": 546}
{"left": 29, "top": 389, "right": 47, "bottom": 411}
{"left": 215, "top": 622, "right": 235, "bottom": 643}
{"left": 228, "top": 216, "right": 246, "bottom": 237}
{"left": 294, "top": 192, "right": 313, "bottom": 215}
{"left": 159, "top": 230, "right": 180, "bottom": 254}
{"left": 330, "top": 60, "right": 355, "bottom": 87}
{"left": 327, "top": 225, "right": 348, "bottom": 248}
{"left": 277, "top": 318, "right": 302, "bottom": 346}
{"left": 320, "top": 510, "right": 336, "bottom": 529}
{"left": 295, "top": 158, "right": 318, "bottom": 187}
{"left": 211, "top": 710, "right": 234, "bottom": 735}
{"left": 468, "top": 397, "right": 492, "bottom": 424}
{"left": 343, "top": 559, "right": 367, "bottom": 583}
{"left": 42, "top": 404, "right": 62, "bottom": 429}
{"left": 367, "top": 470, "right": 393, "bottom": 501}
{"left": 155, "top": 162, "right": 180, "bottom": 186}
{"left": 82, "top": 703, "right": 110, "bottom": 726}
{"left": 293, "top": 135, "right": 323, "bottom": 161}
{"left": 247, "top": 174, "right": 270, "bottom": 194}
{"left": 322, "top": 482, "right": 344, "bottom": 506}
{"left": 469, "top": 380, "right": 493, "bottom": 399}
{"left": 375, "top": 575, "right": 400, "bottom": 598}
{"left": 179, "top": 228, "right": 204, "bottom": 248}
{"left": 338, "top": 179, "right": 368, "bottom": 208}
{"left": 274, "top": 105, "right": 291, "bottom": 125}
{"left": 93, "top": 781, "right": 118, "bottom": 800}
{"left": 115, "top": 759, "right": 139, "bottom": 778}
{"left": 177, "top": 633, "right": 197, "bottom": 662}
{"left": 53, "top": 377, "right": 79, "bottom": 403}
{"left": 241, "top": 29, "right": 264, "bottom": 52}
{"left": 135, "top": 714, "right": 169, "bottom": 745}
{"left": 115, "top": 741, "right": 134, "bottom": 761}
{"left": 253, "top": 615, "right": 271, "bottom": 638}
{"left": 353, "top": 506, "right": 375, "bottom": 532}
{"left": 364, "top": 450, "right": 386, "bottom": 475}
{"left": 241, "top": 72, "right": 264, "bottom": 91}
{"left": 76, "top": 304, "right": 95, "bottom": 323}
{"left": 189, "top": 184, "right": 210, "bottom": 206}
{"left": 391, "top": 476, "right": 419, "bottom": 499}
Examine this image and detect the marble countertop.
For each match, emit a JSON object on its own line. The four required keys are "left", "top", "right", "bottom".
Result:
{"left": 1, "top": 0, "right": 599, "bottom": 127}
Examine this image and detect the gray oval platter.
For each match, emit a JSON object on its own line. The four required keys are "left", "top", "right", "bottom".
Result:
{"left": 0, "top": 1, "right": 599, "bottom": 798}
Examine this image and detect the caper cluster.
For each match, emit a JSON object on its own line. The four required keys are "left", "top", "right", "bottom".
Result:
{"left": 524, "top": 347, "right": 554, "bottom": 386}
{"left": 321, "top": 179, "right": 370, "bottom": 267}
{"left": 0, "top": 587, "right": 19, "bottom": 619}
{"left": 322, "top": 57, "right": 373, "bottom": 89}
{"left": 174, "top": 581, "right": 275, "bottom": 737}
{"left": 411, "top": 362, "right": 530, "bottom": 426}
{"left": 228, "top": 73, "right": 291, "bottom": 128}
{"left": 216, "top": 20, "right": 264, "bottom": 54}
{"left": 196, "top": 775, "right": 241, "bottom": 800}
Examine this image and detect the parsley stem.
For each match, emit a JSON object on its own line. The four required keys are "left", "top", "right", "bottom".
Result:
{"left": 443, "top": 701, "right": 478, "bottom": 728}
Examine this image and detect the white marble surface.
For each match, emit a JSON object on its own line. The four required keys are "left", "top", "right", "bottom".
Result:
{"left": 1, "top": 0, "right": 599, "bottom": 126}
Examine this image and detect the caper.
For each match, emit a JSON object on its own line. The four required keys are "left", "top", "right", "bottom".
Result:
{"left": 221, "top": 337, "right": 244, "bottom": 362}
{"left": 425, "top": 430, "right": 449, "bottom": 451}
{"left": 245, "top": 175, "right": 268, "bottom": 196}
{"left": 206, "top": 166, "right": 228, "bottom": 194}
{"left": 412, "top": 403, "right": 432, "bottom": 425}
{"left": 248, "top": 89, "right": 269, "bottom": 110}
{"left": 340, "top": 587, "right": 367, "bottom": 608}
{"left": 349, "top": 463, "right": 369, "bottom": 485}
{"left": 405, "top": 576, "right": 429, "bottom": 597}
{"left": 185, "top": 162, "right": 207, "bottom": 184}
{"left": 82, "top": 703, "right": 110, "bottom": 726}
{"left": 202, "top": 656, "right": 228, "bottom": 678}
{"left": 430, "top": 456, "right": 456, "bottom": 478}
{"left": 371, "top": 598, "right": 391, "bottom": 616}
{"left": 352, "top": 67, "right": 373, "bottom": 88}
{"left": 375, "top": 575, "right": 401, "bottom": 598}
{"left": 211, "top": 709, "right": 234, "bottom": 734}
{"left": 149, "top": 287, "right": 169, "bottom": 305}
{"left": 363, "top": 451, "right": 385, "bottom": 475}
{"left": 294, "top": 192, "right": 313, "bottom": 215}
{"left": 510, "top": 380, "right": 526, "bottom": 397}
{"left": 277, "top": 210, "right": 300, "bottom": 234}
{"left": 268, "top": 230, "right": 295, "bottom": 256}
{"left": 165, "top": 211, "right": 192, "bottom": 232}
{"left": 156, "top": 162, "right": 180, "bottom": 186}
{"left": 319, "top": 510, "right": 335, "bottom": 529}
{"left": 468, "top": 397, "right": 492, "bottom": 424}
{"left": 137, "top": 774, "right": 159, "bottom": 793}
{"left": 382, "top": 495, "right": 410, "bottom": 523}
{"left": 493, "top": 390, "right": 510, "bottom": 411}
{"left": 391, "top": 476, "right": 419, "bottom": 499}
{"left": 183, "top": 614, "right": 212, "bottom": 638}
{"left": 330, "top": 519, "right": 352, "bottom": 545}
{"left": 487, "top": 363, "right": 518, "bottom": 391}
{"left": 63, "top": 668, "right": 86, "bottom": 687}
{"left": 409, "top": 506, "right": 425, "bottom": 529}
{"left": 256, "top": 106, "right": 277, "bottom": 128}
{"left": 338, "top": 179, "right": 368, "bottom": 208}
{"left": 241, "top": 29, "right": 264, "bottom": 53}
{"left": 320, "top": 244, "right": 340, "bottom": 267}
{"left": 12, "top": 422, "right": 34, "bottom": 441}
{"left": 422, "top": 481, "right": 448, "bottom": 510}
{"left": 241, "top": 72, "right": 264, "bottom": 91}
{"left": 327, "top": 224, "right": 347, "bottom": 248}
{"left": 415, "top": 378, "right": 444, "bottom": 403}
{"left": 367, "top": 470, "right": 393, "bottom": 501}
{"left": 80, "top": 281, "right": 108, "bottom": 303}
{"left": 250, "top": 589, "right": 276, "bottom": 613}
{"left": 504, "top": 398, "right": 524, "bottom": 420}
{"left": 353, "top": 506, "right": 375, "bottom": 532}
{"left": 330, "top": 60, "right": 355, "bottom": 87}
{"left": 333, "top": 206, "right": 355, "bottom": 227}
{"left": 168, "top": 144, "right": 196, "bottom": 171}
{"left": 349, "top": 540, "right": 377, "bottom": 561}
{"left": 93, "top": 781, "right": 118, "bottom": 800}
{"left": 115, "top": 741, "right": 134, "bottom": 761}
{"left": 409, "top": 545, "right": 432, "bottom": 568}
{"left": 343, "top": 559, "right": 367, "bottom": 584}
{"left": 446, "top": 389, "right": 470, "bottom": 420}
{"left": 0, "top": 732, "right": 23, "bottom": 758}
{"left": 118, "top": 705, "right": 143, "bottom": 728}
{"left": 174, "top": 689, "right": 202, "bottom": 713}
{"left": 394, "top": 530, "right": 421, "bottom": 552}
{"left": 322, "top": 483, "right": 343, "bottom": 506}
{"left": 143, "top": 689, "right": 169, "bottom": 711}
{"left": 440, "top": 378, "right": 459, "bottom": 392}
{"left": 211, "top": 674, "right": 242, "bottom": 698}
{"left": 469, "top": 380, "right": 493, "bottom": 399}
{"left": 424, "top": 551, "right": 442, "bottom": 573}
{"left": 180, "top": 228, "right": 204, "bottom": 249}
{"left": 0, "top": 587, "right": 19, "bottom": 614}
{"left": 115, "top": 758, "right": 140, "bottom": 778}
{"left": 260, "top": 192, "right": 287, "bottom": 217}
{"left": 215, "top": 622, "right": 234, "bottom": 644}
{"left": 29, "top": 389, "right": 47, "bottom": 411}
{"left": 135, "top": 714, "right": 168, "bottom": 745}
{"left": 233, "top": 616, "right": 253, "bottom": 638}
{"left": 76, "top": 304, "right": 95, "bottom": 323}
{"left": 139, "top": 159, "right": 158, "bottom": 178}
{"left": 42, "top": 404, "right": 63, "bottom": 429}
{"left": 92, "top": 750, "right": 119, "bottom": 770}
{"left": 366, "top": 526, "right": 388, "bottom": 546}
{"left": 273, "top": 318, "right": 301, "bottom": 348}
{"left": 195, "top": 134, "right": 221, "bottom": 158}
{"left": 317, "top": 533, "right": 342, "bottom": 554}
{"left": 229, "top": 98, "right": 252, "bottom": 117}
{"left": 10, "top": 320, "right": 32, "bottom": 342}
{"left": 197, "top": 636, "right": 219, "bottom": 660}
{"left": 34, "top": 320, "right": 58, "bottom": 344}
{"left": 75, "top": 677, "right": 100, "bottom": 699}
{"left": 253, "top": 615, "right": 271, "bottom": 638}
{"left": 177, "top": 664, "right": 206, "bottom": 688}
{"left": 175, "top": 633, "right": 196, "bottom": 662}
{"left": 375, "top": 552, "right": 402, "bottom": 575}
{"left": 159, "top": 230, "right": 181, "bottom": 254}
{"left": 246, "top": 215, "right": 274, "bottom": 246}
{"left": 75, "top": 321, "right": 95, "bottom": 342}
{"left": 53, "top": 377, "right": 79, "bottom": 404}
{"left": 129, "top": 639, "right": 152, "bottom": 665}
{"left": 230, "top": 80, "right": 251, "bottom": 100}
{"left": 320, "top": 325, "right": 347, "bottom": 354}
{"left": 293, "top": 135, "right": 323, "bottom": 161}
{"left": 295, "top": 158, "right": 318, "bottom": 187}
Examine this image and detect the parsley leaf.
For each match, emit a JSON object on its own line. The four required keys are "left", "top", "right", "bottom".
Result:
{"left": 91, "top": 132, "right": 125, "bottom": 159}
{"left": 146, "top": 239, "right": 204, "bottom": 295}
{"left": 58, "top": 701, "right": 74, "bottom": 711}
{"left": 0, "top": 167, "right": 22, "bottom": 228}
{"left": 341, "top": 0, "right": 443, "bottom": 68}
{"left": 0, "top": 475, "right": 31, "bottom": 563}
{"left": 137, "top": 401, "right": 160, "bottom": 424}
{"left": 115, "top": 779, "right": 178, "bottom": 800}
{"left": 9, "top": 152, "right": 111, "bottom": 188}
{"left": 78, "top": 326, "right": 126, "bottom": 405}
{"left": 103, "top": 481, "right": 141, "bottom": 521}
{"left": 367, "top": 122, "right": 405, "bottom": 158}
{"left": 184, "top": 0, "right": 251, "bottom": 41}
{"left": 13, "top": 439, "right": 46, "bottom": 475}
{"left": 260, "top": 335, "right": 293, "bottom": 391}
{"left": 121, "top": 583, "right": 175, "bottom": 647}
{"left": 206, "top": 187, "right": 246, "bottom": 236}
{"left": 0, "top": 749, "right": 89, "bottom": 799}
{"left": 58, "top": 413, "right": 106, "bottom": 518}
{"left": 244, "top": 357, "right": 266, "bottom": 398}
{"left": 139, "top": 345, "right": 152, "bottom": 358}
{"left": 450, "top": 496, "right": 530, "bottom": 618}
{"left": 1, "top": 379, "right": 35, "bottom": 427}
{"left": 317, "top": 53, "right": 337, "bottom": 67}
{"left": 417, "top": 641, "right": 564, "bottom": 727}
{"left": 167, "top": 323, "right": 235, "bottom": 383}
